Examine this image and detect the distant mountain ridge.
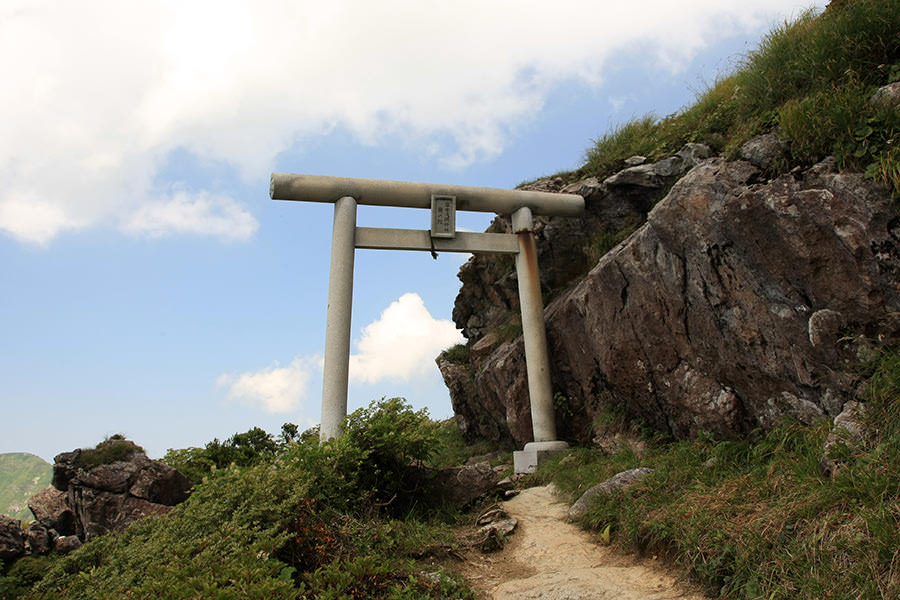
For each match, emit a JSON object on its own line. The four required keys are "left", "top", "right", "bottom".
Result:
{"left": 0, "top": 452, "right": 52, "bottom": 520}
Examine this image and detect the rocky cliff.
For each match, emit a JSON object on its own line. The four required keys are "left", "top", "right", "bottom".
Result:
{"left": 439, "top": 139, "right": 900, "bottom": 448}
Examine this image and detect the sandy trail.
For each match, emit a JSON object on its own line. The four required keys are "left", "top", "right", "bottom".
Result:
{"left": 461, "top": 485, "right": 706, "bottom": 600}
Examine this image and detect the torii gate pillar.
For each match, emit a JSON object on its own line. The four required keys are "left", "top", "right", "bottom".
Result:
{"left": 270, "top": 173, "right": 583, "bottom": 473}
{"left": 321, "top": 196, "right": 357, "bottom": 440}
{"left": 511, "top": 206, "right": 568, "bottom": 473}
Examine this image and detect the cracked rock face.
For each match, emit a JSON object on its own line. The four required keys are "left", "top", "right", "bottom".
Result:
{"left": 441, "top": 156, "right": 900, "bottom": 446}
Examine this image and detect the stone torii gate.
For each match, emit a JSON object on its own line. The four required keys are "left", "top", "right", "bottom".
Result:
{"left": 270, "top": 173, "right": 584, "bottom": 473}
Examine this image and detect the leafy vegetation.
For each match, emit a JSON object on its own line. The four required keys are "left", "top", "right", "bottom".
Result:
{"left": 533, "top": 347, "right": 900, "bottom": 599}
{"left": 0, "top": 453, "right": 52, "bottom": 520}
{"left": 18, "top": 398, "right": 474, "bottom": 600}
{"left": 73, "top": 435, "right": 145, "bottom": 469}
{"left": 439, "top": 343, "right": 470, "bottom": 365}
{"left": 579, "top": 0, "right": 900, "bottom": 195}
{"left": 0, "top": 556, "right": 57, "bottom": 600}
{"left": 163, "top": 423, "right": 300, "bottom": 485}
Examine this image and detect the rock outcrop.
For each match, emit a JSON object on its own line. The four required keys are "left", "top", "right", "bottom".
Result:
{"left": 52, "top": 443, "right": 192, "bottom": 541}
{"left": 441, "top": 149, "right": 900, "bottom": 447}
{"left": 0, "top": 440, "right": 193, "bottom": 562}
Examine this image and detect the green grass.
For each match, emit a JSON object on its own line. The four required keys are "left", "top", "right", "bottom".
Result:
{"left": 439, "top": 343, "right": 470, "bottom": 366}
{"left": 0, "top": 453, "right": 52, "bottom": 520}
{"left": 533, "top": 347, "right": 900, "bottom": 599}
{"left": 428, "top": 419, "right": 502, "bottom": 470}
{"left": 580, "top": 0, "right": 900, "bottom": 194}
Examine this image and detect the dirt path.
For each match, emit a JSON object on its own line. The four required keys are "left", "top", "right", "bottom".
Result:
{"left": 460, "top": 485, "right": 707, "bottom": 600}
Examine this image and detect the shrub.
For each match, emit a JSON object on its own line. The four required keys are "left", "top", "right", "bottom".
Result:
{"left": 0, "top": 556, "right": 57, "bottom": 600}
{"left": 163, "top": 424, "right": 300, "bottom": 484}
{"left": 73, "top": 436, "right": 144, "bottom": 469}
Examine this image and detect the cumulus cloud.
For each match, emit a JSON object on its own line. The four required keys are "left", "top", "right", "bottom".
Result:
{"left": 350, "top": 292, "right": 463, "bottom": 383}
{"left": 217, "top": 356, "right": 321, "bottom": 413}
{"left": 0, "top": 0, "right": 814, "bottom": 245}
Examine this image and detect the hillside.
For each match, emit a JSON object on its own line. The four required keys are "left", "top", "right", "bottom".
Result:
{"left": 0, "top": 453, "right": 52, "bottom": 520}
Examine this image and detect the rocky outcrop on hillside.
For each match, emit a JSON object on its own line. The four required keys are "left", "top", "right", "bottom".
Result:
{"left": 440, "top": 146, "right": 900, "bottom": 447}
{"left": 52, "top": 444, "right": 192, "bottom": 541}
{"left": 0, "top": 441, "right": 192, "bottom": 561}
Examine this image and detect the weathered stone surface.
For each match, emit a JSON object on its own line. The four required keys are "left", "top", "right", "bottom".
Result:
{"left": 431, "top": 461, "right": 501, "bottom": 507}
{"left": 872, "top": 82, "right": 900, "bottom": 107}
{"left": 451, "top": 145, "right": 711, "bottom": 348}
{"left": 442, "top": 155, "right": 900, "bottom": 446}
{"left": 28, "top": 486, "right": 75, "bottom": 536}
{"left": 24, "top": 522, "right": 52, "bottom": 555}
{"left": 0, "top": 515, "right": 24, "bottom": 560}
{"left": 55, "top": 535, "right": 82, "bottom": 554}
{"left": 820, "top": 401, "right": 867, "bottom": 476}
{"left": 568, "top": 468, "right": 653, "bottom": 521}
{"left": 129, "top": 461, "right": 192, "bottom": 505}
{"left": 739, "top": 133, "right": 786, "bottom": 170}
{"left": 68, "top": 487, "right": 173, "bottom": 540}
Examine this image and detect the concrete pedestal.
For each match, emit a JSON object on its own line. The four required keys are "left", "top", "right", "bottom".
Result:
{"left": 513, "top": 440, "right": 569, "bottom": 474}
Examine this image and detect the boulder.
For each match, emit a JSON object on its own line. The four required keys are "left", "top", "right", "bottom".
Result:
{"left": 29, "top": 486, "right": 75, "bottom": 535}
{"left": 739, "top": 133, "right": 786, "bottom": 170}
{"left": 872, "top": 82, "right": 900, "bottom": 107}
{"left": 24, "top": 522, "right": 52, "bottom": 555}
{"left": 55, "top": 535, "right": 82, "bottom": 554}
{"left": 450, "top": 145, "right": 711, "bottom": 349}
{"left": 431, "top": 461, "right": 502, "bottom": 507}
{"left": 568, "top": 468, "right": 653, "bottom": 521}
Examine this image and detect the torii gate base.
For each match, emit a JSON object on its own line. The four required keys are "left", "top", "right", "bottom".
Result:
{"left": 270, "top": 173, "right": 585, "bottom": 474}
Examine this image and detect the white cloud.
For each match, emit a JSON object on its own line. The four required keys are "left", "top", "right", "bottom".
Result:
{"left": 120, "top": 190, "right": 258, "bottom": 240}
{"left": 0, "top": 0, "right": 816, "bottom": 245}
{"left": 350, "top": 292, "right": 463, "bottom": 383}
{"left": 217, "top": 356, "right": 320, "bottom": 413}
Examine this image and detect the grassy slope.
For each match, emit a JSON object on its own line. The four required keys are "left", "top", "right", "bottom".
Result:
{"left": 566, "top": 0, "right": 900, "bottom": 196}
{"left": 0, "top": 454, "right": 52, "bottom": 521}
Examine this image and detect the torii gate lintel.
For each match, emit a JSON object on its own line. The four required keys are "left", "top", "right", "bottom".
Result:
{"left": 270, "top": 173, "right": 584, "bottom": 473}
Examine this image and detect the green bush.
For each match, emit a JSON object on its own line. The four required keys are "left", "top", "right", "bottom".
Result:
{"left": 163, "top": 423, "right": 300, "bottom": 484}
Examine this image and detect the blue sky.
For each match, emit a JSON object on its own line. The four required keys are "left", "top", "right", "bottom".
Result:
{"left": 0, "top": 1, "right": 818, "bottom": 462}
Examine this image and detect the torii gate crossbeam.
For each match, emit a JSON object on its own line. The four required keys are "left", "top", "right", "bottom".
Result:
{"left": 270, "top": 173, "right": 584, "bottom": 473}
